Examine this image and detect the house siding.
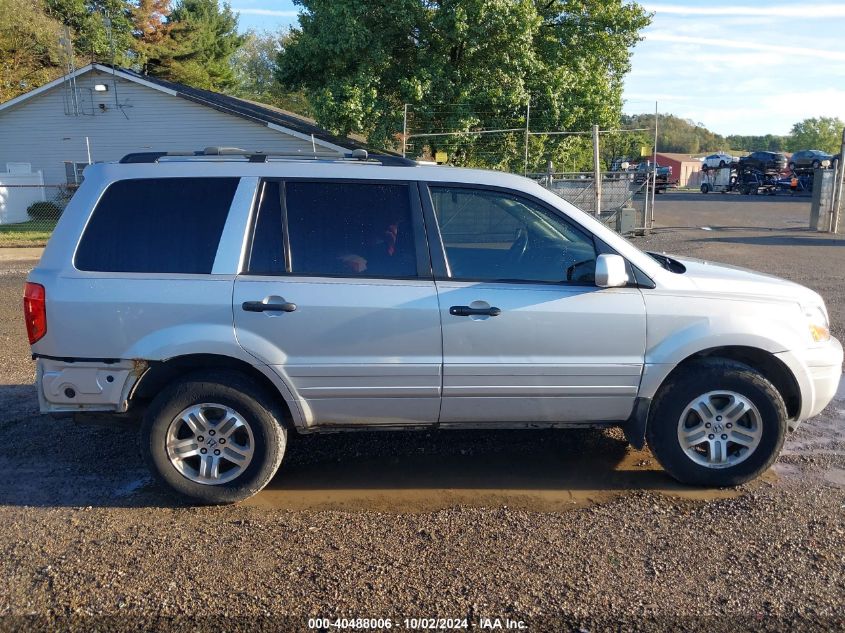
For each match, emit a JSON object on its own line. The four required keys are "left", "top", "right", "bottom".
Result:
{"left": 0, "top": 69, "right": 332, "bottom": 186}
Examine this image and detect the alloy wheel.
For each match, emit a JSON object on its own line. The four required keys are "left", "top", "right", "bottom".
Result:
{"left": 165, "top": 403, "right": 255, "bottom": 485}
{"left": 677, "top": 391, "right": 763, "bottom": 469}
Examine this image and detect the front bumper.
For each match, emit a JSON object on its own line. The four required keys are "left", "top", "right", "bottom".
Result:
{"left": 775, "top": 336, "right": 843, "bottom": 427}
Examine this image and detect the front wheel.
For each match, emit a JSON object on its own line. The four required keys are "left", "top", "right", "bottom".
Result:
{"left": 141, "top": 371, "right": 287, "bottom": 504}
{"left": 646, "top": 359, "right": 786, "bottom": 486}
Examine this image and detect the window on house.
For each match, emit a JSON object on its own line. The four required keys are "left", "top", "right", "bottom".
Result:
{"left": 64, "top": 162, "right": 88, "bottom": 186}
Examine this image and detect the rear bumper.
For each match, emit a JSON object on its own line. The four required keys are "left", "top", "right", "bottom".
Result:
{"left": 36, "top": 357, "right": 147, "bottom": 414}
{"left": 775, "top": 337, "right": 843, "bottom": 427}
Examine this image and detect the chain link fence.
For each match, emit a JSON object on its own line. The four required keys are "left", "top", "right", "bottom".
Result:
{"left": 0, "top": 184, "right": 74, "bottom": 247}
{"left": 527, "top": 171, "right": 650, "bottom": 235}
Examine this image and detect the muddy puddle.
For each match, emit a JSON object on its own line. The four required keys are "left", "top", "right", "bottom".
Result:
{"left": 775, "top": 373, "right": 845, "bottom": 486}
{"left": 245, "top": 427, "right": 745, "bottom": 513}
{"left": 249, "top": 374, "right": 845, "bottom": 513}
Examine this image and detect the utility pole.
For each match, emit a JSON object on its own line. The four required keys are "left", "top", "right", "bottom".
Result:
{"left": 650, "top": 101, "right": 658, "bottom": 228}
{"left": 402, "top": 104, "right": 409, "bottom": 158}
{"left": 831, "top": 126, "right": 845, "bottom": 233}
{"left": 104, "top": 14, "right": 119, "bottom": 108}
{"left": 523, "top": 99, "right": 531, "bottom": 175}
{"left": 592, "top": 124, "right": 601, "bottom": 216}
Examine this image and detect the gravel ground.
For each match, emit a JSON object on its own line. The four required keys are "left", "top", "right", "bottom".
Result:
{"left": 1, "top": 195, "right": 844, "bottom": 632}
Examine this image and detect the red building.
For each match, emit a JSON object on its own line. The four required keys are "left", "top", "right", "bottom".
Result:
{"left": 656, "top": 152, "right": 703, "bottom": 188}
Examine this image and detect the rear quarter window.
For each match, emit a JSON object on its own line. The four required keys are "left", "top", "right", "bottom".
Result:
{"left": 75, "top": 178, "right": 239, "bottom": 273}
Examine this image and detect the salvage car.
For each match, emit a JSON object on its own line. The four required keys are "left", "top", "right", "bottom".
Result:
{"left": 788, "top": 150, "right": 833, "bottom": 171}
{"left": 701, "top": 152, "right": 735, "bottom": 170}
{"left": 25, "top": 148, "right": 842, "bottom": 503}
{"left": 739, "top": 151, "right": 787, "bottom": 173}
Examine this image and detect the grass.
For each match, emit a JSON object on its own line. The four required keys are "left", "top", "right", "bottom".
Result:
{"left": 0, "top": 219, "right": 57, "bottom": 247}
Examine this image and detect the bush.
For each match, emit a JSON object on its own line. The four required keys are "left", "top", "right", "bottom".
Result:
{"left": 27, "top": 201, "right": 62, "bottom": 221}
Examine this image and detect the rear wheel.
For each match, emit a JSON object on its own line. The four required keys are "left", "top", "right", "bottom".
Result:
{"left": 141, "top": 371, "right": 287, "bottom": 504}
{"left": 646, "top": 359, "right": 786, "bottom": 486}
{"left": 700, "top": 183, "right": 710, "bottom": 194}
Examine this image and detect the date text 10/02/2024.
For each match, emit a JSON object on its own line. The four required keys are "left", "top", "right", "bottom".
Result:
{"left": 307, "top": 617, "right": 528, "bottom": 629}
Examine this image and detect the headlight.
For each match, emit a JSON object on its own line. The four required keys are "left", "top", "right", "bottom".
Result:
{"left": 804, "top": 304, "right": 830, "bottom": 343}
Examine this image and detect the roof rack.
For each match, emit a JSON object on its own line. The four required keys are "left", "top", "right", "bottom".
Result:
{"left": 118, "top": 147, "right": 417, "bottom": 167}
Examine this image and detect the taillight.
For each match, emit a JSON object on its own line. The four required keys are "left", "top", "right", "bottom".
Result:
{"left": 23, "top": 282, "right": 46, "bottom": 344}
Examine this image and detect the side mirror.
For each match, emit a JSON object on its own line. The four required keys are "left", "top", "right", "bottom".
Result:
{"left": 595, "top": 253, "right": 629, "bottom": 288}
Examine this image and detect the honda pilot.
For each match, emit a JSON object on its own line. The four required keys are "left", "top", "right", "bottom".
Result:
{"left": 24, "top": 148, "right": 842, "bottom": 503}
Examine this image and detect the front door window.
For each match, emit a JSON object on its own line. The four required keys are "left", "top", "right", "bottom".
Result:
{"left": 429, "top": 186, "right": 597, "bottom": 283}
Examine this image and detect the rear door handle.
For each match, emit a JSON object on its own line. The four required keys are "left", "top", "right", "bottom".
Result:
{"left": 242, "top": 300, "right": 297, "bottom": 313}
{"left": 449, "top": 305, "right": 501, "bottom": 317}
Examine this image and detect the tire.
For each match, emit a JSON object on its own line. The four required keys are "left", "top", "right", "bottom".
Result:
{"left": 719, "top": 160, "right": 726, "bottom": 168}
{"left": 141, "top": 371, "right": 287, "bottom": 504}
{"left": 646, "top": 359, "right": 787, "bottom": 487}
{"left": 700, "top": 183, "right": 710, "bottom": 194}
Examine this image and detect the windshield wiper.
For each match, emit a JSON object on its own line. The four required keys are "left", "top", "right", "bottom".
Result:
{"left": 646, "top": 251, "right": 685, "bottom": 273}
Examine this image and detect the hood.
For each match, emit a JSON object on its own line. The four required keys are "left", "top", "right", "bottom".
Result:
{"left": 670, "top": 256, "right": 824, "bottom": 305}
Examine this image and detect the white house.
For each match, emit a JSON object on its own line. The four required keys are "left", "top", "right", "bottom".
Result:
{"left": 0, "top": 63, "right": 360, "bottom": 189}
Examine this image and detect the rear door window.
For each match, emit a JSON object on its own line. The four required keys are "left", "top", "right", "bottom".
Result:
{"left": 247, "top": 181, "right": 420, "bottom": 278}
{"left": 75, "top": 177, "right": 239, "bottom": 273}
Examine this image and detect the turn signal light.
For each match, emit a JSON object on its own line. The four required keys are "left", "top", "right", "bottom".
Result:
{"left": 809, "top": 323, "right": 830, "bottom": 343}
{"left": 23, "top": 282, "right": 46, "bottom": 344}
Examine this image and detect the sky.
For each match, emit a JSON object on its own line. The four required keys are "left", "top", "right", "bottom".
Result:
{"left": 231, "top": 0, "right": 845, "bottom": 137}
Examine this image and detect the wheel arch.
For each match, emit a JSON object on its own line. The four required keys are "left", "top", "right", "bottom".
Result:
{"left": 130, "top": 353, "right": 300, "bottom": 430}
{"left": 648, "top": 345, "right": 801, "bottom": 420}
{"left": 628, "top": 345, "right": 801, "bottom": 449}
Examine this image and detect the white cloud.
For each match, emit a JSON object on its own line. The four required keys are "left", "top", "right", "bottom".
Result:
{"left": 233, "top": 8, "right": 299, "bottom": 17}
{"left": 643, "top": 3, "right": 845, "bottom": 18}
{"left": 645, "top": 33, "right": 845, "bottom": 61}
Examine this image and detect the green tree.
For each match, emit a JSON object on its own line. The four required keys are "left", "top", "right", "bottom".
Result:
{"left": 622, "top": 113, "right": 725, "bottom": 154}
{"left": 601, "top": 129, "right": 651, "bottom": 169}
{"left": 786, "top": 117, "right": 844, "bottom": 154}
{"left": 45, "top": 0, "right": 135, "bottom": 66}
{"left": 277, "top": 0, "right": 651, "bottom": 170}
{"left": 0, "top": 0, "right": 66, "bottom": 102}
{"left": 232, "top": 28, "right": 311, "bottom": 115}
{"left": 144, "top": 0, "right": 244, "bottom": 91}
{"left": 725, "top": 134, "right": 786, "bottom": 152}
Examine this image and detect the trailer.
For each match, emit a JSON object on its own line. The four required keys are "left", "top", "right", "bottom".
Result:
{"left": 735, "top": 165, "right": 779, "bottom": 195}
{"left": 700, "top": 163, "right": 781, "bottom": 195}
{"left": 699, "top": 165, "right": 737, "bottom": 193}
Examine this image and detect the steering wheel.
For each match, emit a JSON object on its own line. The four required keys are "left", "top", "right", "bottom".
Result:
{"left": 507, "top": 228, "right": 529, "bottom": 263}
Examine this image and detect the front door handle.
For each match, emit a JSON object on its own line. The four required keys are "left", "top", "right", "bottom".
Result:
{"left": 242, "top": 300, "right": 297, "bottom": 313}
{"left": 449, "top": 305, "right": 501, "bottom": 317}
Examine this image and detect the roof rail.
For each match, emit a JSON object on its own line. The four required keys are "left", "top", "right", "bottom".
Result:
{"left": 118, "top": 146, "right": 417, "bottom": 167}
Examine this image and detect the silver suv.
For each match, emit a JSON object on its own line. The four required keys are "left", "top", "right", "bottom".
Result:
{"left": 25, "top": 149, "right": 842, "bottom": 504}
